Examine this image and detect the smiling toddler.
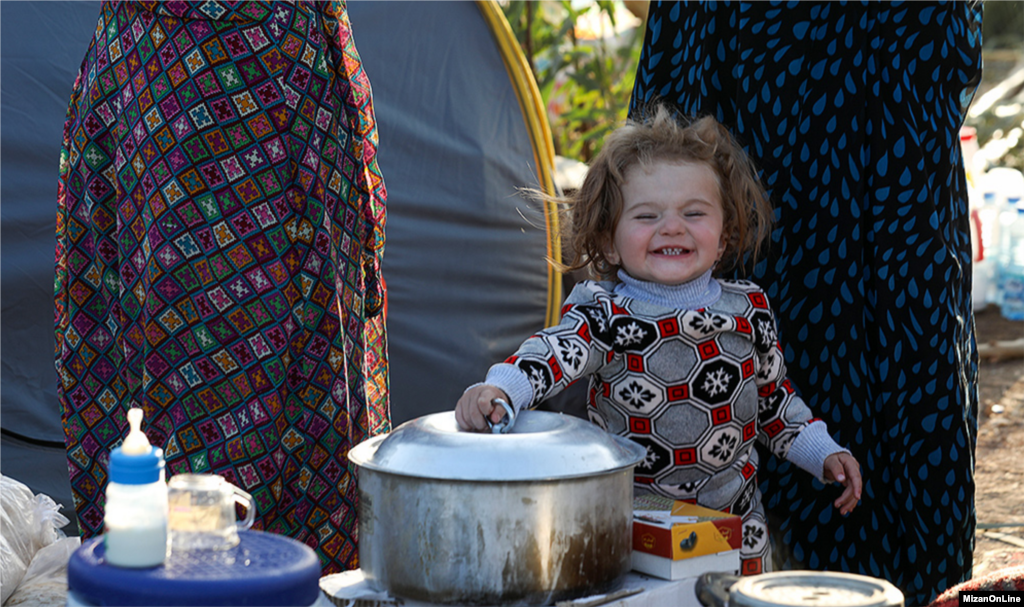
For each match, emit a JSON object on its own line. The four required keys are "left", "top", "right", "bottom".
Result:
{"left": 454, "top": 104, "right": 862, "bottom": 575}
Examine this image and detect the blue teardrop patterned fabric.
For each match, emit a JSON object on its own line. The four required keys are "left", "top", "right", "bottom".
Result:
{"left": 630, "top": 3, "right": 982, "bottom": 604}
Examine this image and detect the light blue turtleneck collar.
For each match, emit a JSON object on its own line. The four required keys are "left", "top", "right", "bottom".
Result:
{"left": 613, "top": 269, "right": 722, "bottom": 310}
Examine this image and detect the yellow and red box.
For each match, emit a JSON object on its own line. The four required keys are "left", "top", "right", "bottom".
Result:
{"left": 631, "top": 496, "right": 742, "bottom": 579}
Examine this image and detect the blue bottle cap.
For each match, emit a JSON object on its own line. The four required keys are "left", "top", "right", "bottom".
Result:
{"left": 109, "top": 446, "right": 164, "bottom": 485}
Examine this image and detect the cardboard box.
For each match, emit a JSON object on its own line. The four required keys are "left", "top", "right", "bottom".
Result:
{"left": 631, "top": 547, "right": 740, "bottom": 581}
{"left": 631, "top": 495, "right": 742, "bottom": 580}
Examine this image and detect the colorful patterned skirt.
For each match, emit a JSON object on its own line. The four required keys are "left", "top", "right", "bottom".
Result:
{"left": 54, "top": 0, "right": 388, "bottom": 574}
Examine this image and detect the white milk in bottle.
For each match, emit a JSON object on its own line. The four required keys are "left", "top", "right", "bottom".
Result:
{"left": 104, "top": 407, "right": 169, "bottom": 568}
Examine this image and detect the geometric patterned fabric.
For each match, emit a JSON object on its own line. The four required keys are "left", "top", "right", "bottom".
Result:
{"left": 630, "top": 3, "right": 982, "bottom": 604}
{"left": 55, "top": 0, "right": 388, "bottom": 574}
{"left": 497, "top": 278, "right": 822, "bottom": 575}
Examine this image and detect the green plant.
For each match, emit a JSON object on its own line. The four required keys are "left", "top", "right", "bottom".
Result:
{"left": 500, "top": 1, "right": 644, "bottom": 163}
{"left": 969, "top": 2, "right": 1024, "bottom": 172}
{"left": 982, "top": 1, "right": 1024, "bottom": 51}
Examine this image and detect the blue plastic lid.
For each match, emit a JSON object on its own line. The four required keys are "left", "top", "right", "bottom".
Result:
{"left": 109, "top": 446, "right": 164, "bottom": 485}
{"left": 68, "top": 530, "right": 321, "bottom": 606}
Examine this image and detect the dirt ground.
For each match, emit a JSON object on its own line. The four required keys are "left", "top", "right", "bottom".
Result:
{"left": 972, "top": 304, "right": 1024, "bottom": 578}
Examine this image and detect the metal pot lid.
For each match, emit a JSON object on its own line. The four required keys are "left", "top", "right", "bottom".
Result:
{"left": 729, "top": 571, "right": 904, "bottom": 607}
{"left": 348, "top": 410, "right": 646, "bottom": 481}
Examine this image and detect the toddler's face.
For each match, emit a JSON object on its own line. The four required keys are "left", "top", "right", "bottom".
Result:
{"left": 605, "top": 160, "right": 725, "bottom": 286}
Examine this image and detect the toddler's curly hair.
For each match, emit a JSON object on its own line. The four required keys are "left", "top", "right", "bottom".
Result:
{"left": 556, "top": 103, "right": 772, "bottom": 280}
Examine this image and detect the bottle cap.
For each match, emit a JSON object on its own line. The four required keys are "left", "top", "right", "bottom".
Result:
{"left": 109, "top": 408, "right": 164, "bottom": 485}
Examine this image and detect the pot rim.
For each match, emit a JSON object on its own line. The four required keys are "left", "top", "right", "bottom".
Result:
{"left": 729, "top": 571, "right": 905, "bottom": 607}
{"left": 348, "top": 410, "right": 646, "bottom": 481}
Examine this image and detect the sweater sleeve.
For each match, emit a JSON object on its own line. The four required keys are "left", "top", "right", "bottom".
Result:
{"left": 479, "top": 282, "right": 617, "bottom": 414}
{"left": 751, "top": 289, "right": 823, "bottom": 460}
{"left": 752, "top": 304, "right": 850, "bottom": 481}
{"left": 480, "top": 363, "right": 535, "bottom": 417}
{"left": 785, "top": 419, "right": 850, "bottom": 482}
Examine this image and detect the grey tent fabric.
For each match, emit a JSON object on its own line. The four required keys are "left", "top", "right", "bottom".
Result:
{"left": 348, "top": 1, "right": 560, "bottom": 425}
{"left": 1, "top": 1, "right": 102, "bottom": 529}
{"left": 1, "top": 0, "right": 563, "bottom": 535}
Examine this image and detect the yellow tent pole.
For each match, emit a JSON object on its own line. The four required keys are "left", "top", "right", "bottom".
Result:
{"left": 477, "top": 1, "right": 563, "bottom": 327}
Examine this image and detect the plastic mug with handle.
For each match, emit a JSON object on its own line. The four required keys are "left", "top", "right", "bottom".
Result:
{"left": 168, "top": 474, "right": 255, "bottom": 551}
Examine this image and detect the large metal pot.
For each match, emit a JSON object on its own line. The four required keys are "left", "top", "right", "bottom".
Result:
{"left": 348, "top": 410, "right": 646, "bottom": 606}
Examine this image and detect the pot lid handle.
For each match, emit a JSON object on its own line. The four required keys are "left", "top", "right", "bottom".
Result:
{"left": 695, "top": 572, "right": 738, "bottom": 607}
{"left": 486, "top": 399, "right": 516, "bottom": 434}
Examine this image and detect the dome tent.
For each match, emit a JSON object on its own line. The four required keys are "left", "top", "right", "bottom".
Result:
{"left": 1, "top": 1, "right": 104, "bottom": 531}
{"left": 346, "top": 1, "right": 564, "bottom": 425}
{"left": 0, "top": 1, "right": 564, "bottom": 533}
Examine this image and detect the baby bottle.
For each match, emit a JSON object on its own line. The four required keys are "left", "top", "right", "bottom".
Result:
{"left": 104, "top": 407, "right": 169, "bottom": 568}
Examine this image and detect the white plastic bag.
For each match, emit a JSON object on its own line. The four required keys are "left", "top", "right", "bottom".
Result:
{"left": 4, "top": 537, "right": 80, "bottom": 607}
{"left": 0, "top": 475, "right": 70, "bottom": 605}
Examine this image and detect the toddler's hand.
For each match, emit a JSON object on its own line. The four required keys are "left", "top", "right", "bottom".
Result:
{"left": 455, "top": 385, "right": 510, "bottom": 432}
{"left": 823, "top": 452, "right": 862, "bottom": 516}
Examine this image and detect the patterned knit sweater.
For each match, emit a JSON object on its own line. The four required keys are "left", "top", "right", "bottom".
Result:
{"left": 484, "top": 270, "right": 846, "bottom": 517}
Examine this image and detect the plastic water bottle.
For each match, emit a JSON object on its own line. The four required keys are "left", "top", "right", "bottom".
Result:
{"left": 983, "top": 168, "right": 1024, "bottom": 309}
{"left": 104, "top": 408, "right": 169, "bottom": 568}
{"left": 970, "top": 188, "right": 1000, "bottom": 308}
{"left": 999, "top": 197, "right": 1024, "bottom": 321}
{"left": 993, "top": 194, "right": 1013, "bottom": 306}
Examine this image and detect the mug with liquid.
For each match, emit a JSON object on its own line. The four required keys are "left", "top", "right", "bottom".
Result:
{"left": 168, "top": 474, "right": 255, "bottom": 551}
